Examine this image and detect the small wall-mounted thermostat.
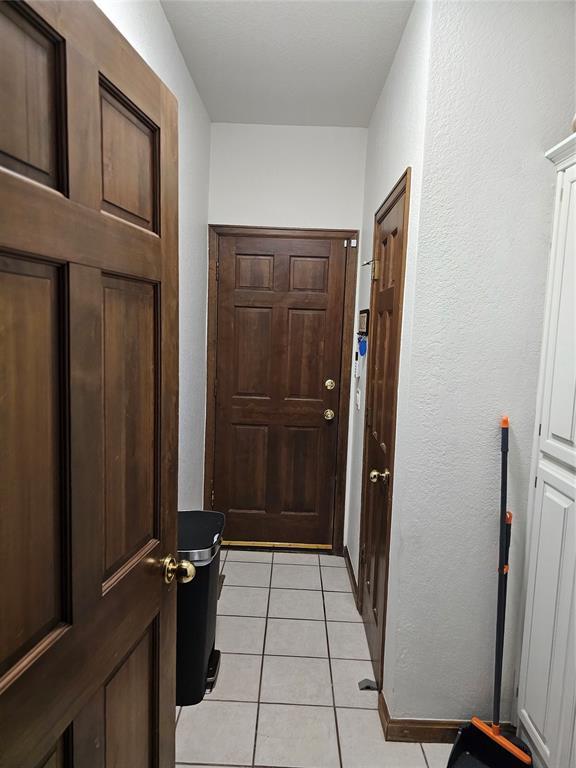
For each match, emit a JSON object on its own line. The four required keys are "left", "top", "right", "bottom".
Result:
{"left": 358, "top": 309, "right": 369, "bottom": 336}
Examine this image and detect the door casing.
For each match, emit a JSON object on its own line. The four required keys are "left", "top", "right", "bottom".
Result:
{"left": 204, "top": 225, "right": 358, "bottom": 554}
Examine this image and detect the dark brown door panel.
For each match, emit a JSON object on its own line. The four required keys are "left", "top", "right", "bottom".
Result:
{"left": 0, "top": 2, "right": 178, "bottom": 766}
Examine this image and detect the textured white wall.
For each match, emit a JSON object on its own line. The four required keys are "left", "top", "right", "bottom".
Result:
{"left": 360, "top": 0, "right": 575, "bottom": 721}
{"left": 95, "top": 0, "right": 211, "bottom": 510}
{"left": 209, "top": 123, "right": 367, "bottom": 229}
{"left": 344, "top": 0, "right": 432, "bottom": 592}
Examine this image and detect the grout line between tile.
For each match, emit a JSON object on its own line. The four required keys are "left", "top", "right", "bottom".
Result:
{"left": 319, "top": 560, "right": 344, "bottom": 768}
{"left": 252, "top": 549, "right": 273, "bottom": 768}
{"left": 420, "top": 743, "right": 431, "bottom": 768}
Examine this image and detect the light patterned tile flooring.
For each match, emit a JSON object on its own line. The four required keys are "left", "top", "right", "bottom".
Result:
{"left": 176, "top": 548, "right": 453, "bottom": 768}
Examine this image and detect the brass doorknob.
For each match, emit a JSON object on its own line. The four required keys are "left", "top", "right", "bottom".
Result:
{"left": 324, "top": 409, "right": 335, "bottom": 421}
{"left": 369, "top": 469, "right": 390, "bottom": 484}
{"left": 162, "top": 555, "right": 196, "bottom": 584}
{"left": 324, "top": 379, "right": 336, "bottom": 390}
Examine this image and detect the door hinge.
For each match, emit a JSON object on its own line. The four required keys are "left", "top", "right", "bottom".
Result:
{"left": 534, "top": 475, "right": 538, "bottom": 488}
{"left": 350, "top": 238, "right": 357, "bottom": 247}
{"left": 538, "top": 423, "right": 542, "bottom": 436}
{"left": 372, "top": 259, "right": 380, "bottom": 280}
{"left": 210, "top": 486, "right": 215, "bottom": 508}
{"left": 214, "top": 378, "right": 218, "bottom": 399}
{"left": 215, "top": 259, "right": 220, "bottom": 281}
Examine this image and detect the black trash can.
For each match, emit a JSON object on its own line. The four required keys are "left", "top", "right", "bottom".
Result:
{"left": 176, "top": 509, "right": 225, "bottom": 706}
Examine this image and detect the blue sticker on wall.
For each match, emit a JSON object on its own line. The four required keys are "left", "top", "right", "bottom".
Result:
{"left": 358, "top": 336, "right": 367, "bottom": 357}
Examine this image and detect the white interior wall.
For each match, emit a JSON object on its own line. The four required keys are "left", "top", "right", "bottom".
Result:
{"left": 209, "top": 123, "right": 367, "bottom": 229}
{"left": 344, "top": 0, "right": 432, "bottom": 603}
{"left": 95, "top": 0, "right": 211, "bottom": 510}
{"left": 345, "top": 0, "right": 575, "bottom": 722}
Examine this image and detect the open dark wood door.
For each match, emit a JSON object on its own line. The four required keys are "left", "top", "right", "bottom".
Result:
{"left": 0, "top": 2, "right": 178, "bottom": 766}
{"left": 359, "top": 171, "right": 410, "bottom": 687}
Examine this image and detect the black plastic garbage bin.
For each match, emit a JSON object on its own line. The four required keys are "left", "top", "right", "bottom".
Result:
{"left": 176, "top": 509, "right": 225, "bottom": 706}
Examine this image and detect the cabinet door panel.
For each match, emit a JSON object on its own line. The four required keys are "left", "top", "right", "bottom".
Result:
{"left": 519, "top": 463, "right": 575, "bottom": 766}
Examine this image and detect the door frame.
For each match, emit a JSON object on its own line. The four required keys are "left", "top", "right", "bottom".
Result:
{"left": 357, "top": 169, "right": 411, "bottom": 680}
{"left": 204, "top": 224, "right": 358, "bottom": 554}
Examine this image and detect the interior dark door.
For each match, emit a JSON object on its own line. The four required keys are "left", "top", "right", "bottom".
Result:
{"left": 0, "top": 3, "right": 178, "bottom": 766}
{"left": 359, "top": 171, "right": 410, "bottom": 686}
{"left": 213, "top": 229, "right": 348, "bottom": 547}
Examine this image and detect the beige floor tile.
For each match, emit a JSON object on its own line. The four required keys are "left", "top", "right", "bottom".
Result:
{"left": 321, "top": 566, "right": 352, "bottom": 592}
{"left": 422, "top": 742, "right": 454, "bottom": 768}
{"left": 319, "top": 554, "right": 346, "bottom": 568}
{"left": 327, "top": 621, "right": 371, "bottom": 660}
{"left": 226, "top": 549, "right": 273, "bottom": 563}
{"left": 216, "top": 615, "right": 266, "bottom": 654}
{"left": 223, "top": 560, "right": 271, "bottom": 587}
{"left": 210, "top": 653, "right": 261, "bottom": 702}
{"left": 324, "top": 591, "right": 361, "bottom": 622}
{"left": 272, "top": 563, "right": 321, "bottom": 590}
{"left": 218, "top": 585, "right": 269, "bottom": 617}
{"left": 176, "top": 699, "right": 257, "bottom": 766}
{"left": 265, "top": 618, "right": 328, "bottom": 657}
{"left": 337, "top": 708, "right": 427, "bottom": 768}
{"left": 260, "top": 655, "right": 332, "bottom": 706}
{"left": 274, "top": 551, "right": 320, "bottom": 565}
{"left": 268, "top": 588, "right": 324, "bottom": 620}
{"left": 331, "top": 658, "right": 379, "bottom": 709}
{"left": 255, "top": 703, "right": 340, "bottom": 767}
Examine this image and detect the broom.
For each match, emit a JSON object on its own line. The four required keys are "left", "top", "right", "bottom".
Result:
{"left": 446, "top": 417, "right": 532, "bottom": 767}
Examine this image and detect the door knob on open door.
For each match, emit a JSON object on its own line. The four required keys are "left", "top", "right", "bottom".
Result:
{"left": 163, "top": 555, "right": 196, "bottom": 584}
{"left": 369, "top": 469, "right": 390, "bottom": 484}
{"left": 324, "top": 409, "right": 335, "bottom": 421}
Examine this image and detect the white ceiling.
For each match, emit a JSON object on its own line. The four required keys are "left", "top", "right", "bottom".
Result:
{"left": 161, "top": 0, "right": 414, "bottom": 128}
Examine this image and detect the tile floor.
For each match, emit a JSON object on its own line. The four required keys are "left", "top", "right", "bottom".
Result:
{"left": 176, "top": 548, "right": 452, "bottom": 768}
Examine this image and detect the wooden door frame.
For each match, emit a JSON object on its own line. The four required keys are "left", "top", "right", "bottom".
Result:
{"left": 204, "top": 224, "right": 358, "bottom": 554}
{"left": 357, "top": 169, "right": 411, "bottom": 672}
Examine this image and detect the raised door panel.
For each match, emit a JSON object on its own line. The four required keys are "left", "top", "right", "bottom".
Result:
{"left": 0, "top": 3, "right": 65, "bottom": 190}
{"left": 105, "top": 628, "right": 155, "bottom": 767}
{"left": 540, "top": 165, "right": 576, "bottom": 470}
{"left": 286, "top": 309, "right": 325, "bottom": 401}
{"left": 0, "top": 255, "right": 66, "bottom": 677}
{"left": 236, "top": 254, "right": 274, "bottom": 290}
{"left": 229, "top": 425, "right": 269, "bottom": 514}
{"left": 519, "top": 463, "right": 575, "bottom": 764}
{"left": 100, "top": 80, "right": 159, "bottom": 232}
{"left": 233, "top": 307, "right": 272, "bottom": 398}
{"left": 103, "top": 276, "right": 157, "bottom": 580}
{"left": 289, "top": 256, "right": 328, "bottom": 293}
{"left": 280, "top": 427, "right": 320, "bottom": 515}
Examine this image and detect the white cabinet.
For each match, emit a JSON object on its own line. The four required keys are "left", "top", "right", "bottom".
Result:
{"left": 518, "top": 134, "right": 576, "bottom": 768}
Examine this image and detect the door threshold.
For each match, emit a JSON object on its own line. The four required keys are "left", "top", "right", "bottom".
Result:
{"left": 222, "top": 540, "right": 332, "bottom": 550}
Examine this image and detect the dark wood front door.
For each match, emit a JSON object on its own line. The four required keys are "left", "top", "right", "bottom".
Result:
{"left": 210, "top": 227, "right": 352, "bottom": 547}
{"left": 359, "top": 171, "right": 410, "bottom": 686}
{"left": 0, "top": 3, "right": 178, "bottom": 766}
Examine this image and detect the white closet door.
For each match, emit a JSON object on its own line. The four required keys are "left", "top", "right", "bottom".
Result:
{"left": 518, "top": 149, "right": 576, "bottom": 768}
{"left": 518, "top": 463, "right": 575, "bottom": 767}
{"left": 540, "top": 163, "right": 576, "bottom": 470}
